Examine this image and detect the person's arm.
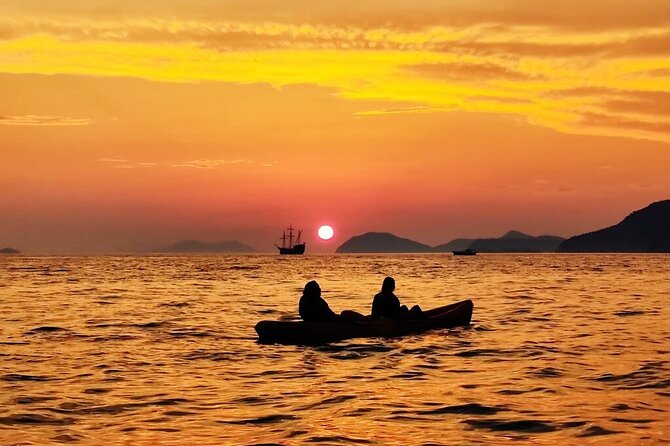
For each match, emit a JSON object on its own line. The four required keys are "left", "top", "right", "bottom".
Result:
{"left": 298, "top": 296, "right": 307, "bottom": 321}
{"left": 371, "top": 294, "right": 381, "bottom": 317}
{"left": 391, "top": 294, "right": 402, "bottom": 317}
{"left": 318, "top": 297, "right": 339, "bottom": 321}
{"left": 324, "top": 299, "right": 339, "bottom": 320}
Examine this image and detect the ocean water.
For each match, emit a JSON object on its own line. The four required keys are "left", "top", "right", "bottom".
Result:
{"left": 1, "top": 254, "right": 669, "bottom": 445}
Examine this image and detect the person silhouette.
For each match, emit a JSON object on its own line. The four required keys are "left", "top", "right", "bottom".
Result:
{"left": 298, "top": 280, "right": 339, "bottom": 322}
{"left": 371, "top": 277, "right": 422, "bottom": 319}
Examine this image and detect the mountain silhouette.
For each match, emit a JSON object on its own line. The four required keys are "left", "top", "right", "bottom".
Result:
{"left": 432, "top": 238, "right": 476, "bottom": 252}
{"left": 558, "top": 200, "right": 670, "bottom": 252}
{"left": 0, "top": 247, "right": 20, "bottom": 254}
{"left": 335, "top": 232, "right": 432, "bottom": 253}
{"left": 468, "top": 231, "right": 564, "bottom": 252}
{"left": 159, "top": 240, "right": 256, "bottom": 253}
{"left": 500, "top": 230, "right": 532, "bottom": 239}
{"left": 433, "top": 231, "right": 564, "bottom": 253}
{"left": 338, "top": 230, "right": 564, "bottom": 253}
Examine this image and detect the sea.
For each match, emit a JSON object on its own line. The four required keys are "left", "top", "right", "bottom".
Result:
{"left": 1, "top": 254, "right": 669, "bottom": 445}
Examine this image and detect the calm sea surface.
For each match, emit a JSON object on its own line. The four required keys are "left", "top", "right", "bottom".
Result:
{"left": 1, "top": 254, "right": 669, "bottom": 445}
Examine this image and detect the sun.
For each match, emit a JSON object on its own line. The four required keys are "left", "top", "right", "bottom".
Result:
{"left": 317, "top": 225, "right": 334, "bottom": 240}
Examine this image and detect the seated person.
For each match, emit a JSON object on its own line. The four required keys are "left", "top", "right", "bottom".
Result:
{"left": 299, "top": 280, "right": 339, "bottom": 322}
{"left": 371, "top": 277, "right": 423, "bottom": 319}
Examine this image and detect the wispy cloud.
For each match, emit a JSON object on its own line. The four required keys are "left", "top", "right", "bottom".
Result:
{"left": 355, "top": 106, "right": 452, "bottom": 116}
{"left": 406, "top": 62, "right": 544, "bottom": 81}
{"left": 169, "top": 159, "right": 251, "bottom": 169}
{"left": 1, "top": 18, "right": 669, "bottom": 57}
{"left": 98, "top": 157, "right": 265, "bottom": 170}
{"left": 0, "top": 114, "right": 93, "bottom": 126}
{"left": 579, "top": 111, "right": 670, "bottom": 135}
{"left": 98, "top": 156, "right": 128, "bottom": 163}
{"left": 98, "top": 156, "right": 154, "bottom": 169}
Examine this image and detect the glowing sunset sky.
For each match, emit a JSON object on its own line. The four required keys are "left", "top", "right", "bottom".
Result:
{"left": 1, "top": 0, "right": 669, "bottom": 252}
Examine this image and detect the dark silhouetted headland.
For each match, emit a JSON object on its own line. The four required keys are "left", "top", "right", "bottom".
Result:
{"left": 0, "top": 247, "right": 20, "bottom": 254}
{"left": 159, "top": 240, "right": 256, "bottom": 253}
{"left": 558, "top": 200, "right": 670, "bottom": 252}
{"left": 336, "top": 232, "right": 432, "bottom": 253}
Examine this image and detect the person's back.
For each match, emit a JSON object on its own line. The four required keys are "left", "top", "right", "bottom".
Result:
{"left": 371, "top": 277, "right": 423, "bottom": 319}
{"left": 371, "top": 277, "right": 401, "bottom": 318}
{"left": 299, "top": 280, "right": 339, "bottom": 322}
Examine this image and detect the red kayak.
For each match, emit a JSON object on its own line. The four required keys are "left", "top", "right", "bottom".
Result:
{"left": 255, "top": 299, "right": 474, "bottom": 345}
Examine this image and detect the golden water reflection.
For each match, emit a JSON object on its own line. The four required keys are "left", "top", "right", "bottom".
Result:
{"left": 0, "top": 254, "right": 668, "bottom": 444}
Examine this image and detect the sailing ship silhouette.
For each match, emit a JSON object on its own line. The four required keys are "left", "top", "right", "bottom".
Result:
{"left": 276, "top": 225, "right": 306, "bottom": 255}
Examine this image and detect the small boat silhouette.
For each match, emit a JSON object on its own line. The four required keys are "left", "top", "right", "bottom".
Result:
{"left": 452, "top": 248, "right": 477, "bottom": 256}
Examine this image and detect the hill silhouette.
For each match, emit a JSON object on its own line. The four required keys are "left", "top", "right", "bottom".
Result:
{"left": 433, "top": 231, "right": 564, "bottom": 253}
{"left": 432, "top": 238, "right": 476, "bottom": 252}
{"left": 159, "top": 240, "right": 256, "bottom": 253}
{"left": 335, "top": 232, "right": 432, "bottom": 253}
{"left": 500, "top": 230, "right": 532, "bottom": 239}
{"left": 338, "top": 231, "right": 564, "bottom": 253}
{"left": 0, "top": 247, "right": 20, "bottom": 254}
{"left": 468, "top": 231, "right": 564, "bottom": 252}
{"left": 558, "top": 200, "right": 670, "bottom": 252}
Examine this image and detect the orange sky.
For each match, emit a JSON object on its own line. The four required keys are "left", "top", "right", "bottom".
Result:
{"left": 1, "top": 0, "right": 669, "bottom": 253}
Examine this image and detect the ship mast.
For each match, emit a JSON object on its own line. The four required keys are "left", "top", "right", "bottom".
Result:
{"left": 288, "top": 224, "right": 294, "bottom": 248}
{"left": 281, "top": 231, "right": 287, "bottom": 249}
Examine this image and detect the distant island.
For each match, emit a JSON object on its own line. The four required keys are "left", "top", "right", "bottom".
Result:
{"left": 336, "top": 232, "right": 432, "bottom": 253}
{"left": 336, "top": 230, "right": 564, "bottom": 253}
{"left": 435, "top": 231, "right": 565, "bottom": 253}
{"left": 158, "top": 240, "right": 256, "bottom": 253}
{"left": 558, "top": 200, "right": 670, "bottom": 252}
{"left": 0, "top": 247, "right": 20, "bottom": 254}
{"left": 432, "top": 238, "right": 476, "bottom": 252}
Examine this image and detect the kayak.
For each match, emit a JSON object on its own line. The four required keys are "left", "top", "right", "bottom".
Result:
{"left": 255, "top": 299, "right": 474, "bottom": 345}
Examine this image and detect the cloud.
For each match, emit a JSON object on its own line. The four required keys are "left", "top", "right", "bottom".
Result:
{"left": 355, "top": 106, "right": 452, "bottom": 116}
{"left": 1, "top": 14, "right": 669, "bottom": 144}
{"left": 471, "top": 96, "right": 532, "bottom": 104}
{"left": 0, "top": 114, "right": 93, "bottom": 126}
{"left": 645, "top": 68, "right": 670, "bottom": 77}
{"left": 98, "top": 157, "right": 263, "bottom": 169}
{"left": 602, "top": 91, "right": 670, "bottom": 116}
{"left": 169, "top": 158, "right": 251, "bottom": 169}
{"left": 1, "top": 17, "right": 669, "bottom": 56}
{"left": 98, "top": 157, "right": 156, "bottom": 169}
{"left": 98, "top": 156, "right": 128, "bottom": 162}
{"left": 543, "top": 87, "right": 617, "bottom": 99}
{"left": 579, "top": 111, "right": 670, "bottom": 135}
{"left": 406, "top": 62, "right": 542, "bottom": 81}
{"left": 3, "top": 0, "right": 670, "bottom": 32}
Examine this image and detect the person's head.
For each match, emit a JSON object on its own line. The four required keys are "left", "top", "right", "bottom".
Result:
{"left": 303, "top": 280, "right": 321, "bottom": 297}
{"left": 381, "top": 276, "right": 395, "bottom": 293}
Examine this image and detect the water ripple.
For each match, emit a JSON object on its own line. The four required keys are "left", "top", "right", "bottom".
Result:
{"left": 417, "top": 403, "right": 505, "bottom": 416}
{"left": 1, "top": 254, "right": 668, "bottom": 445}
